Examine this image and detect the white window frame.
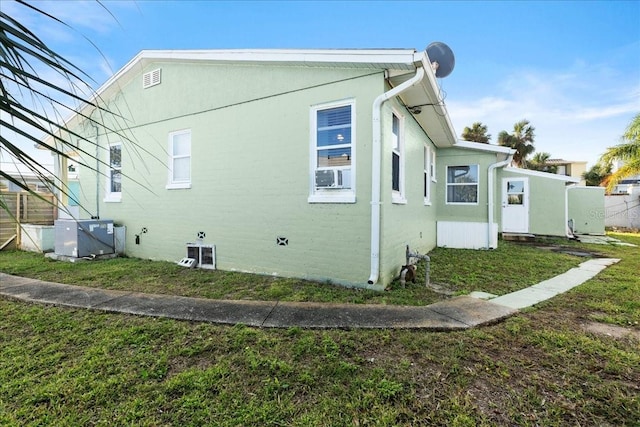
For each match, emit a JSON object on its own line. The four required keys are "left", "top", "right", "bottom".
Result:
{"left": 391, "top": 110, "right": 406, "bottom": 204}
{"left": 104, "top": 142, "right": 122, "bottom": 203}
{"left": 424, "top": 144, "right": 431, "bottom": 205}
{"left": 431, "top": 149, "right": 437, "bottom": 182}
{"left": 167, "top": 129, "right": 192, "bottom": 190}
{"left": 446, "top": 164, "right": 480, "bottom": 205}
{"left": 308, "top": 99, "right": 356, "bottom": 204}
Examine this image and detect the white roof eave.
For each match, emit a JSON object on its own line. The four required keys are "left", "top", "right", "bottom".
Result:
{"left": 503, "top": 166, "right": 581, "bottom": 183}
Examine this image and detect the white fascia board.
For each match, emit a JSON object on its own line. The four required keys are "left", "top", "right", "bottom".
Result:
{"left": 503, "top": 167, "right": 580, "bottom": 183}
{"left": 137, "top": 48, "right": 420, "bottom": 67}
{"left": 453, "top": 140, "right": 516, "bottom": 154}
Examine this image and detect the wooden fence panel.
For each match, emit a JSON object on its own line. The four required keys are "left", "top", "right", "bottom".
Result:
{"left": 0, "top": 191, "right": 56, "bottom": 250}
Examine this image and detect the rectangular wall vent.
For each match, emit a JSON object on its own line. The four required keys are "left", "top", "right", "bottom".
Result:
{"left": 143, "top": 68, "right": 161, "bottom": 89}
{"left": 185, "top": 243, "right": 216, "bottom": 269}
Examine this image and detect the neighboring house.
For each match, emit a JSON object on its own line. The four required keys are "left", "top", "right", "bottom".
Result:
{"left": 0, "top": 162, "right": 55, "bottom": 193}
{"left": 546, "top": 159, "right": 588, "bottom": 185}
{"left": 46, "top": 48, "right": 605, "bottom": 289}
{"left": 611, "top": 176, "right": 640, "bottom": 194}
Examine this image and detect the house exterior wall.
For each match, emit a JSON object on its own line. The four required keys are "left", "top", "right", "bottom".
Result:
{"left": 435, "top": 148, "right": 498, "bottom": 223}
{"left": 379, "top": 98, "right": 438, "bottom": 283}
{"left": 73, "top": 61, "right": 423, "bottom": 288}
{"left": 498, "top": 170, "right": 568, "bottom": 236}
{"left": 433, "top": 148, "right": 499, "bottom": 249}
{"left": 568, "top": 187, "right": 605, "bottom": 234}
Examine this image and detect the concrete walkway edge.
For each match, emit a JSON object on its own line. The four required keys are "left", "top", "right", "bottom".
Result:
{"left": 0, "top": 258, "right": 619, "bottom": 330}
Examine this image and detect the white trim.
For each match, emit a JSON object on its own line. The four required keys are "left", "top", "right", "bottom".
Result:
{"left": 167, "top": 129, "right": 192, "bottom": 189}
{"left": 454, "top": 140, "right": 516, "bottom": 155}
{"left": 503, "top": 166, "right": 580, "bottom": 183}
{"left": 445, "top": 164, "right": 480, "bottom": 205}
{"left": 423, "top": 144, "right": 432, "bottom": 205}
{"left": 104, "top": 142, "right": 122, "bottom": 203}
{"left": 391, "top": 109, "right": 406, "bottom": 204}
{"left": 430, "top": 149, "right": 437, "bottom": 182}
{"left": 308, "top": 99, "right": 356, "bottom": 204}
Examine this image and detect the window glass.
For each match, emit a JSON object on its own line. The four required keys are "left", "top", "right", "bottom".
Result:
{"left": 169, "top": 130, "right": 191, "bottom": 186}
{"left": 312, "top": 102, "right": 354, "bottom": 194}
{"left": 446, "top": 165, "right": 479, "bottom": 204}
{"left": 107, "top": 144, "right": 122, "bottom": 198}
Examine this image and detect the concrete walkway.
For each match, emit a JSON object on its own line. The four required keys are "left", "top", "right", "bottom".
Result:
{"left": 0, "top": 258, "right": 619, "bottom": 330}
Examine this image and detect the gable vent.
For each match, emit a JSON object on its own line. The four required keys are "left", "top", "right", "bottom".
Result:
{"left": 142, "top": 68, "right": 161, "bottom": 89}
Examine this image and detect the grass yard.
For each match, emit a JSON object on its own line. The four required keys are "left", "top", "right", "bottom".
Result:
{"left": 0, "top": 240, "right": 586, "bottom": 306}
{"left": 0, "top": 233, "right": 638, "bottom": 425}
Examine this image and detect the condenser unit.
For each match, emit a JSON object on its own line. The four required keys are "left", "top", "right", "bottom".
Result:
{"left": 54, "top": 219, "right": 115, "bottom": 258}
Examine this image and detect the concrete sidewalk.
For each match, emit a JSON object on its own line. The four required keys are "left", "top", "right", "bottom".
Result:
{"left": 0, "top": 258, "right": 619, "bottom": 330}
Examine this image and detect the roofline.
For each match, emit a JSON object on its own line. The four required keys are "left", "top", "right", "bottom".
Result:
{"left": 453, "top": 140, "right": 516, "bottom": 154}
{"left": 503, "top": 167, "right": 580, "bottom": 183}
{"left": 95, "top": 48, "right": 423, "bottom": 97}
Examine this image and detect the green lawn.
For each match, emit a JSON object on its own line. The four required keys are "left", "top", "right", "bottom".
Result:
{"left": 0, "top": 233, "right": 638, "bottom": 425}
{"left": 0, "top": 240, "right": 586, "bottom": 306}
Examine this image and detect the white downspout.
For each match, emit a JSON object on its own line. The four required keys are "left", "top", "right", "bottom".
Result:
{"left": 368, "top": 64, "right": 426, "bottom": 285}
{"left": 487, "top": 153, "right": 513, "bottom": 249}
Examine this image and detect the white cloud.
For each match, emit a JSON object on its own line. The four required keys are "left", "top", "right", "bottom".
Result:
{"left": 446, "top": 55, "right": 640, "bottom": 167}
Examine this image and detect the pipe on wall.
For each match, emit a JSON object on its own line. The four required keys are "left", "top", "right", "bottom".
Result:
{"left": 368, "top": 64, "right": 426, "bottom": 285}
{"left": 487, "top": 153, "right": 514, "bottom": 249}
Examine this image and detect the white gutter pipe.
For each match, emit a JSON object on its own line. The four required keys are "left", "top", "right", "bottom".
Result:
{"left": 487, "top": 152, "right": 514, "bottom": 249}
{"left": 368, "top": 64, "right": 426, "bottom": 285}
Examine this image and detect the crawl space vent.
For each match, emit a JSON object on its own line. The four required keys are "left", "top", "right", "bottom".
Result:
{"left": 143, "top": 68, "right": 161, "bottom": 89}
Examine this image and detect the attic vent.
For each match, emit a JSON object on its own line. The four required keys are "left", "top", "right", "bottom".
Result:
{"left": 143, "top": 68, "right": 161, "bottom": 89}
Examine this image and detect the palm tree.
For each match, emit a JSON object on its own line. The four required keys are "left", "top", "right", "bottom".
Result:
{"left": 461, "top": 122, "right": 491, "bottom": 144}
{"left": 0, "top": 1, "right": 129, "bottom": 213}
{"left": 582, "top": 163, "right": 611, "bottom": 187}
{"left": 527, "top": 152, "right": 557, "bottom": 173}
{"left": 600, "top": 113, "right": 640, "bottom": 192}
{"left": 498, "top": 119, "right": 535, "bottom": 167}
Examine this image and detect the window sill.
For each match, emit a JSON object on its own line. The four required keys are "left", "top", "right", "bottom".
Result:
{"left": 446, "top": 202, "right": 479, "bottom": 206}
{"left": 392, "top": 196, "right": 407, "bottom": 205}
{"left": 166, "top": 182, "right": 191, "bottom": 190}
{"left": 424, "top": 200, "right": 432, "bottom": 206}
{"left": 103, "top": 194, "right": 121, "bottom": 203}
{"left": 308, "top": 192, "right": 356, "bottom": 204}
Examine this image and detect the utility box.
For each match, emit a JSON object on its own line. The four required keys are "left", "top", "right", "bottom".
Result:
{"left": 54, "top": 219, "right": 115, "bottom": 258}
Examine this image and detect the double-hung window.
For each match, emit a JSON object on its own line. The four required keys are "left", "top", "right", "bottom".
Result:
{"left": 104, "top": 143, "right": 121, "bottom": 202}
{"left": 446, "top": 164, "right": 479, "bottom": 204}
{"left": 167, "top": 130, "right": 191, "bottom": 189}
{"left": 423, "top": 145, "right": 431, "bottom": 205}
{"left": 391, "top": 112, "right": 405, "bottom": 203}
{"left": 309, "top": 100, "right": 355, "bottom": 203}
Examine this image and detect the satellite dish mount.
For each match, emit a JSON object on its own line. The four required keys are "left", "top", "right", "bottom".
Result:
{"left": 426, "top": 42, "right": 455, "bottom": 78}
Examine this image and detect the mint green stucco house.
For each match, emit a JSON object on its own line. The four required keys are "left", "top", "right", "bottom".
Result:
{"left": 50, "top": 48, "right": 604, "bottom": 289}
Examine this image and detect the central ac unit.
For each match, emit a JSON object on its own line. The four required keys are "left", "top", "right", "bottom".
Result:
{"left": 315, "top": 169, "right": 343, "bottom": 188}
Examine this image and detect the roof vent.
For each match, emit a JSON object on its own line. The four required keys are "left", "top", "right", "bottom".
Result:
{"left": 143, "top": 68, "right": 161, "bottom": 89}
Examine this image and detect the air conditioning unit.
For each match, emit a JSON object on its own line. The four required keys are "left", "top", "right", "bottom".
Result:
{"left": 315, "top": 169, "right": 344, "bottom": 189}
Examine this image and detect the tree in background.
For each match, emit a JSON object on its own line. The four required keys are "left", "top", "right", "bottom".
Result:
{"left": 497, "top": 119, "right": 536, "bottom": 167}
{"left": 582, "top": 163, "right": 611, "bottom": 187}
{"left": 461, "top": 122, "right": 491, "bottom": 144}
{"left": 527, "top": 152, "right": 558, "bottom": 173}
{"left": 600, "top": 113, "right": 640, "bottom": 192}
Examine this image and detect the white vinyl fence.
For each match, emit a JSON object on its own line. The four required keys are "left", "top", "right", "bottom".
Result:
{"left": 604, "top": 187, "right": 640, "bottom": 229}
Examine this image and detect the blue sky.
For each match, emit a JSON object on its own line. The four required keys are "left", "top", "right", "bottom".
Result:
{"left": 3, "top": 0, "right": 640, "bottom": 169}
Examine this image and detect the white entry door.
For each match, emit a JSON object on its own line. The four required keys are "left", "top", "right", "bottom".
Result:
{"left": 502, "top": 178, "right": 529, "bottom": 233}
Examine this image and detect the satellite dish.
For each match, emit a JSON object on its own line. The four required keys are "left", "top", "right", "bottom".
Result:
{"left": 426, "top": 42, "right": 455, "bottom": 78}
